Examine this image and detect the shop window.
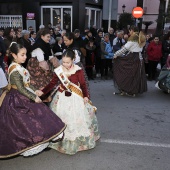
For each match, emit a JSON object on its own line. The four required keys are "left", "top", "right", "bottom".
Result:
{"left": 43, "top": 8, "right": 50, "bottom": 27}
{"left": 85, "top": 7, "right": 102, "bottom": 29}
{"left": 63, "top": 8, "right": 71, "bottom": 31}
{"left": 41, "top": 6, "right": 72, "bottom": 32}
{"left": 0, "top": 15, "right": 22, "bottom": 28}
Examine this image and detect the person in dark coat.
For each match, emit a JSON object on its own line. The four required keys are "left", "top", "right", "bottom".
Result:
{"left": 161, "top": 32, "right": 170, "bottom": 68}
{"left": 52, "top": 37, "right": 64, "bottom": 61}
{"left": 18, "top": 30, "right": 33, "bottom": 68}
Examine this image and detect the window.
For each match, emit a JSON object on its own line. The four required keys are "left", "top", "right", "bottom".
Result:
{"left": 41, "top": 6, "right": 72, "bottom": 32}
{"left": 85, "top": 7, "right": 102, "bottom": 29}
{"left": 0, "top": 15, "right": 22, "bottom": 28}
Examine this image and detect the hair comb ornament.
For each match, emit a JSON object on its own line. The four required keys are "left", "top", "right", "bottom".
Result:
{"left": 9, "top": 42, "right": 17, "bottom": 48}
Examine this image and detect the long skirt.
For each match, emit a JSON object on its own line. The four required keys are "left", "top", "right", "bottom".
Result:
{"left": 113, "top": 52, "right": 147, "bottom": 95}
{"left": 27, "top": 57, "right": 53, "bottom": 90}
{"left": 0, "top": 89, "right": 66, "bottom": 158}
{"left": 49, "top": 91, "right": 100, "bottom": 155}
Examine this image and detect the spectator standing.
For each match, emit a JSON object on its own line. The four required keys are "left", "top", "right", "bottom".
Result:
{"left": 108, "top": 27, "right": 116, "bottom": 47}
{"left": 100, "top": 33, "right": 114, "bottom": 79}
{"left": 161, "top": 32, "right": 170, "bottom": 68}
{"left": 49, "top": 28, "right": 56, "bottom": 47}
{"left": 18, "top": 30, "right": 33, "bottom": 68}
{"left": 29, "top": 31, "right": 36, "bottom": 45}
{"left": 53, "top": 37, "right": 64, "bottom": 61}
{"left": 36, "top": 25, "right": 45, "bottom": 41}
{"left": 85, "top": 38, "right": 96, "bottom": 80}
{"left": 54, "top": 27, "right": 61, "bottom": 39}
{"left": 112, "top": 30, "right": 125, "bottom": 53}
{"left": 94, "top": 29, "right": 103, "bottom": 78}
{"left": 147, "top": 35, "right": 162, "bottom": 81}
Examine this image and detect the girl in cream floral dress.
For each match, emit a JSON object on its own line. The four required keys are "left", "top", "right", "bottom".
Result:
{"left": 40, "top": 49, "right": 100, "bottom": 155}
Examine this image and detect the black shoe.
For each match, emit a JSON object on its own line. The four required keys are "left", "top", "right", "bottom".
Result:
{"left": 44, "top": 147, "right": 51, "bottom": 152}
{"left": 126, "top": 93, "right": 136, "bottom": 97}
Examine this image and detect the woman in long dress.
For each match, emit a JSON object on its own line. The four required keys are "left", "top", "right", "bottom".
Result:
{"left": 27, "top": 29, "right": 59, "bottom": 90}
{"left": 39, "top": 49, "right": 100, "bottom": 155}
{"left": 0, "top": 43, "right": 66, "bottom": 158}
{"left": 113, "top": 26, "right": 147, "bottom": 96}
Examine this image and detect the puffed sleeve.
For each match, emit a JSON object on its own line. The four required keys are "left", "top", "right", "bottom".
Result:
{"left": 77, "top": 70, "right": 89, "bottom": 98}
{"left": 42, "top": 73, "right": 59, "bottom": 94}
{"left": 31, "top": 48, "right": 44, "bottom": 62}
{"left": 114, "top": 41, "right": 133, "bottom": 57}
{"left": 10, "top": 71, "right": 36, "bottom": 101}
{"left": 29, "top": 84, "right": 37, "bottom": 91}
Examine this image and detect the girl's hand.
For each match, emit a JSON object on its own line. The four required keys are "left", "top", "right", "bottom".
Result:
{"left": 35, "top": 96, "right": 42, "bottom": 103}
{"left": 84, "top": 97, "right": 89, "bottom": 104}
{"left": 35, "top": 90, "right": 44, "bottom": 96}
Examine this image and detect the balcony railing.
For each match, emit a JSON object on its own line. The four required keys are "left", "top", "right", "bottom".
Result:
{"left": 0, "top": 15, "right": 22, "bottom": 28}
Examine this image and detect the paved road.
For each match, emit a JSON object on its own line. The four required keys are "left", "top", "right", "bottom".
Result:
{"left": 1, "top": 79, "right": 170, "bottom": 170}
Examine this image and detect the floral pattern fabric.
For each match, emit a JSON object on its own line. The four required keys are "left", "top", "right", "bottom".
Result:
{"left": 49, "top": 91, "right": 100, "bottom": 155}
{"left": 27, "top": 57, "right": 53, "bottom": 90}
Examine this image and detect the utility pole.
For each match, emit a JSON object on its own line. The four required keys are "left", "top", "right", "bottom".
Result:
{"left": 137, "top": 0, "right": 144, "bottom": 31}
{"left": 155, "top": 0, "right": 166, "bottom": 35}
{"left": 108, "top": 0, "right": 112, "bottom": 29}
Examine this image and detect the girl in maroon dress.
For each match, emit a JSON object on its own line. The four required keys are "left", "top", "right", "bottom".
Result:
{"left": 38, "top": 49, "right": 100, "bottom": 155}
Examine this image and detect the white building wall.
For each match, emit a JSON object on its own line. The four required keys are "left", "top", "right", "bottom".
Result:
{"left": 142, "top": 0, "right": 159, "bottom": 30}
{"left": 117, "top": 0, "right": 137, "bottom": 14}
{"left": 116, "top": 0, "right": 160, "bottom": 31}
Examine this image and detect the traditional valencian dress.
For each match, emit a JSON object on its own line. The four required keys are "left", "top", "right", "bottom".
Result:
{"left": 0, "top": 62, "right": 66, "bottom": 158}
{"left": 27, "top": 38, "right": 59, "bottom": 90}
{"left": 113, "top": 31, "right": 147, "bottom": 96}
{"left": 42, "top": 65, "right": 100, "bottom": 155}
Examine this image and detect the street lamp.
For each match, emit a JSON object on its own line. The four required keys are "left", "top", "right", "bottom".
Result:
{"left": 122, "top": 4, "right": 126, "bottom": 13}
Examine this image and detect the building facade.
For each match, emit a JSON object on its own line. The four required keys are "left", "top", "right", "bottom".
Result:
{"left": 0, "top": 0, "right": 103, "bottom": 32}
{"left": 117, "top": 0, "right": 170, "bottom": 33}
{"left": 0, "top": 0, "right": 169, "bottom": 33}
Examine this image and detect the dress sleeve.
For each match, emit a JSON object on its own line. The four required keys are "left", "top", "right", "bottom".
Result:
{"left": 31, "top": 48, "right": 44, "bottom": 62}
{"left": 42, "top": 73, "right": 59, "bottom": 94}
{"left": 29, "top": 84, "right": 37, "bottom": 91}
{"left": 78, "top": 70, "right": 89, "bottom": 98}
{"left": 10, "top": 71, "right": 36, "bottom": 101}
{"left": 114, "top": 41, "right": 134, "bottom": 57}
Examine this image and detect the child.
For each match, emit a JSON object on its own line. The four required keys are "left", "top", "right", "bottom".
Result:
{"left": 0, "top": 42, "right": 66, "bottom": 159}
{"left": 39, "top": 49, "right": 100, "bottom": 155}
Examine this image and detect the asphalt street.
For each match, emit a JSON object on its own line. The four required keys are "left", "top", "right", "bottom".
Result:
{"left": 1, "top": 79, "right": 170, "bottom": 170}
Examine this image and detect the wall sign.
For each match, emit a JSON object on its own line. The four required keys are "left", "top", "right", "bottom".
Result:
{"left": 27, "top": 13, "right": 35, "bottom": 19}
